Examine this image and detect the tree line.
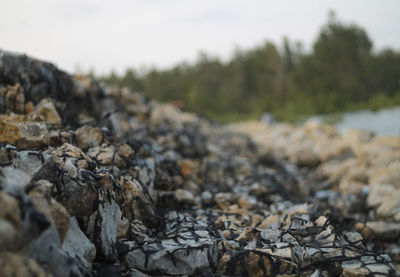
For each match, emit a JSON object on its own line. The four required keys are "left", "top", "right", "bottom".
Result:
{"left": 100, "top": 13, "right": 400, "bottom": 122}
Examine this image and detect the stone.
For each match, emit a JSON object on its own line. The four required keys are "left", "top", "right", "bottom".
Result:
{"left": 12, "top": 149, "right": 51, "bottom": 177}
{"left": 75, "top": 125, "right": 103, "bottom": 149}
{"left": 293, "top": 148, "right": 320, "bottom": 168}
{"left": 355, "top": 221, "right": 400, "bottom": 241}
{"left": 87, "top": 144, "right": 127, "bottom": 168}
{"left": 174, "top": 188, "right": 195, "bottom": 205}
{"left": 0, "top": 114, "right": 49, "bottom": 148}
{"left": 342, "top": 256, "right": 397, "bottom": 276}
{"left": 119, "top": 177, "right": 158, "bottom": 226}
{"left": 49, "top": 200, "right": 70, "bottom": 241}
{"left": 28, "top": 227, "right": 83, "bottom": 277}
{"left": 0, "top": 167, "right": 31, "bottom": 192}
{"left": 216, "top": 250, "right": 297, "bottom": 276}
{"left": 0, "top": 252, "right": 50, "bottom": 277}
{"left": 34, "top": 98, "right": 62, "bottom": 126}
{"left": 62, "top": 217, "right": 96, "bottom": 274}
{"left": 0, "top": 84, "right": 25, "bottom": 114}
{"left": 0, "top": 190, "right": 49, "bottom": 252}
{"left": 125, "top": 238, "right": 218, "bottom": 275}
{"left": 86, "top": 201, "right": 118, "bottom": 261}
{"left": 369, "top": 161, "right": 400, "bottom": 187}
{"left": 367, "top": 184, "right": 400, "bottom": 218}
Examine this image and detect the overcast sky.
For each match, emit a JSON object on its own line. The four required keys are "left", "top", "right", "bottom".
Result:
{"left": 1, "top": 0, "right": 399, "bottom": 75}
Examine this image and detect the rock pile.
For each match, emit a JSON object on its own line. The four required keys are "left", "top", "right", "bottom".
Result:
{"left": 0, "top": 50, "right": 398, "bottom": 276}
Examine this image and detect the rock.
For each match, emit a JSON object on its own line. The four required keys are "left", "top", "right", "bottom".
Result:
{"left": 367, "top": 184, "right": 400, "bottom": 218}
{"left": 293, "top": 148, "right": 320, "bottom": 168}
{"left": 0, "top": 252, "right": 50, "bottom": 277}
{"left": 87, "top": 144, "right": 129, "bottom": 168}
{"left": 216, "top": 250, "right": 297, "bottom": 276}
{"left": 342, "top": 256, "right": 397, "bottom": 276}
{"left": 125, "top": 238, "right": 218, "bottom": 275}
{"left": 0, "top": 84, "right": 25, "bottom": 114}
{"left": 86, "top": 201, "right": 118, "bottom": 261}
{"left": 62, "top": 217, "right": 96, "bottom": 274}
{"left": 75, "top": 125, "right": 103, "bottom": 149}
{"left": 49, "top": 200, "right": 70, "bottom": 241}
{"left": 0, "top": 190, "right": 50, "bottom": 252}
{"left": 28, "top": 227, "right": 83, "bottom": 277}
{"left": 124, "top": 268, "right": 151, "bottom": 277}
{"left": 12, "top": 149, "right": 51, "bottom": 177}
{"left": 0, "top": 167, "right": 31, "bottom": 192}
{"left": 119, "top": 177, "right": 158, "bottom": 226}
{"left": 174, "top": 188, "right": 194, "bottom": 205}
{"left": 355, "top": 221, "right": 400, "bottom": 241}
{"left": 0, "top": 191, "right": 21, "bottom": 251}
{"left": 369, "top": 161, "right": 400, "bottom": 187}
{"left": 0, "top": 114, "right": 49, "bottom": 148}
{"left": 34, "top": 98, "right": 62, "bottom": 126}
{"left": 32, "top": 144, "right": 99, "bottom": 217}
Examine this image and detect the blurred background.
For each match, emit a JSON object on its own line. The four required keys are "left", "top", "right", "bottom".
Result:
{"left": 2, "top": 0, "right": 400, "bottom": 133}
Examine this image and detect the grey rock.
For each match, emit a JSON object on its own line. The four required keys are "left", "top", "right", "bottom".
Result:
{"left": 125, "top": 238, "right": 218, "bottom": 275}
{"left": 87, "top": 201, "right": 118, "bottom": 261}
{"left": 62, "top": 217, "right": 96, "bottom": 274}
{"left": 0, "top": 167, "right": 31, "bottom": 192}
{"left": 28, "top": 227, "right": 83, "bottom": 277}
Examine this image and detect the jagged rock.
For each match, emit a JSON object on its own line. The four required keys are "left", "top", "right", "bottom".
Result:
{"left": 0, "top": 114, "right": 49, "bottom": 148}
{"left": 28, "top": 227, "right": 83, "bottom": 277}
{"left": 86, "top": 201, "right": 119, "bottom": 261}
{"left": 125, "top": 238, "right": 218, "bottom": 275}
{"left": 119, "top": 177, "right": 158, "bottom": 226}
{"left": 62, "top": 217, "right": 96, "bottom": 274}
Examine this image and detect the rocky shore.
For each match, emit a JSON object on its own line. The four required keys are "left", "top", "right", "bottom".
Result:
{"left": 0, "top": 50, "right": 399, "bottom": 276}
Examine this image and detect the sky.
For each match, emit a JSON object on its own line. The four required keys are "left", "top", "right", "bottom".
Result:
{"left": 1, "top": 0, "right": 399, "bottom": 75}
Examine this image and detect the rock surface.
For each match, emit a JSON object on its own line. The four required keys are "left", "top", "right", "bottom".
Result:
{"left": 0, "top": 49, "right": 398, "bottom": 276}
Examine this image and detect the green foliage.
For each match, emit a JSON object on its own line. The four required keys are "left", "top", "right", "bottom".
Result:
{"left": 99, "top": 12, "right": 400, "bottom": 123}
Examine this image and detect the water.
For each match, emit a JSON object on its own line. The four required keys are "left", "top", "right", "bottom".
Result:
{"left": 308, "top": 106, "right": 400, "bottom": 136}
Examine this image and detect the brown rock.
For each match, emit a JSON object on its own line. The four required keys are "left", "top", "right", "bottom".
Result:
{"left": 34, "top": 98, "right": 62, "bottom": 126}
{"left": 75, "top": 125, "right": 103, "bottom": 149}
{"left": 355, "top": 221, "right": 400, "bottom": 241}
{"left": 88, "top": 145, "right": 127, "bottom": 167}
{"left": 120, "top": 177, "right": 158, "bottom": 226}
{"left": 216, "top": 250, "right": 296, "bottom": 276}
{"left": 339, "top": 180, "right": 365, "bottom": 195}
{"left": 0, "top": 84, "right": 25, "bottom": 114}
{"left": 0, "top": 190, "right": 21, "bottom": 229}
{"left": 28, "top": 183, "right": 70, "bottom": 242}
{"left": 367, "top": 184, "right": 400, "bottom": 218}
{"left": 0, "top": 252, "right": 51, "bottom": 277}
{"left": 0, "top": 114, "right": 49, "bottom": 148}
{"left": 295, "top": 148, "right": 320, "bottom": 168}
{"left": 49, "top": 200, "right": 70, "bottom": 242}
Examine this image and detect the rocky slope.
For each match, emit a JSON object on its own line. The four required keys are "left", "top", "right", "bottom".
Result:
{"left": 0, "top": 50, "right": 398, "bottom": 276}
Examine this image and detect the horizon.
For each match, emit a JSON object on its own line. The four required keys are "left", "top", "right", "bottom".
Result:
{"left": 2, "top": 0, "right": 400, "bottom": 75}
